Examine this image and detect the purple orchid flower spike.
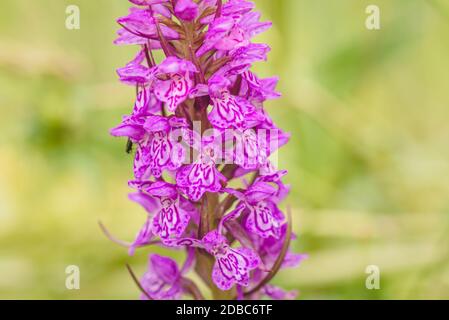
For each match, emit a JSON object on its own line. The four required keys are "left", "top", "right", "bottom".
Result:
{"left": 109, "top": 0, "right": 305, "bottom": 300}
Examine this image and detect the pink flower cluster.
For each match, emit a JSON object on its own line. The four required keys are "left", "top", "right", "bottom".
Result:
{"left": 110, "top": 0, "right": 305, "bottom": 300}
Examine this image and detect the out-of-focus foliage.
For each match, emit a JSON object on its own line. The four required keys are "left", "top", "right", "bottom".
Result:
{"left": 0, "top": 0, "right": 448, "bottom": 299}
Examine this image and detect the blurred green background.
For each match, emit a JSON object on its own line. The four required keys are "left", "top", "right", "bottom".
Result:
{"left": 1, "top": 0, "right": 448, "bottom": 299}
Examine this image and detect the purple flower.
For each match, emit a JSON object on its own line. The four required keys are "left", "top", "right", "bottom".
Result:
{"left": 224, "top": 171, "right": 289, "bottom": 239}
{"left": 176, "top": 134, "right": 227, "bottom": 201}
{"left": 164, "top": 229, "right": 260, "bottom": 291}
{"left": 117, "top": 49, "right": 155, "bottom": 86}
{"left": 140, "top": 254, "right": 183, "bottom": 300}
{"left": 133, "top": 115, "right": 189, "bottom": 179}
{"left": 175, "top": 0, "right": 199, "bottom": 21}
{"left": 225, "top": 128, "right": 272, "bottom": 170}
{"left": 203, "top": 230, "right": 260, "bottom": 290}
{"left": 197, "top": 3, "right": 271, "bottom": 56}
{"left": 153, "top": 57, "right": 198, "bottom": 112}
{"left": 262, "top": 284, "right": 299, "bottom": 300}
{"left": 110, "top": 86, "right": 162, "bottom": 141}
{"left": 241, "top": 70, "right": 281, "bottom": 105}
{"left": 117, "top": 7, "right": 179, "bottom": 41}
{"left": 127, "top": 191, "right": 159, "bottom": 255}
{"left": 207, "top": 75, "right": 263, "bottom": 130}
{"left": 130, "top": 181, "right": 194, "bottom": 243}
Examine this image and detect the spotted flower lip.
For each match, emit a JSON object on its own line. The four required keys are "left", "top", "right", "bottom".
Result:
{"left": 176, "top": 154, "right": 227, "bottom": 202}
{"left": 110, "top": 0, "right": 304, "bottom": 299}
{"left": 163, "top": 229, "right": 261, "bottom": 291}
{"left": 223, "top": 171, "right": 289, "bottom": 239}
{"left": 225, "top": 128, "right": 273, "bottom": 170}
{"left": 205, "top": 231, "right": 260, "bottom": 291}
{"left": 153, "top": 57, "right": 199, "bottom": 113}
{"left": 176, "top": 133, "right": 227, "bottom": 202}
{"left": 192, "top": 74, "right": 265, "bottom": 131}
{"left": 129, "top": 181, "right": 193, "bottom": 242}
{"left": 132, "top": 115, "right": 189, "bottom": 179}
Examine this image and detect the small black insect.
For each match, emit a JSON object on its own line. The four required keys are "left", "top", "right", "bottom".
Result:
{"left": 126, "top": 139, "right": 134, "bottom": 154}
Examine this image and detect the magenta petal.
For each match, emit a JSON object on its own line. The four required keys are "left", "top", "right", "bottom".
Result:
{"left": 129, "top": 192, "right": 159, "bottom": 213}
{"left": 175, "top": 0, "right": 199, "bottom": 21}
{"left": 212, "top": 263, "right": 234, "bottom": 291}
{"left": 117, "top": 7, "right": 178, "bottom": 40}
{"left": 154, "top": 75, "right": 192, "bottom": 113}
{"left": 152, "top": 196, "right": 191, "bottom": 240}
{"left": 129, "top": 218, "right": 154, "bottom": 255}
{"left": 158, "top": 56, "right": 198, "bottom": 74}
{"left": 143, "top": 115, "right": 169, "bottom": 132}
{"left": 144, "top": 181, "right": 178, "bottom": 198}
{"left": 245, "top": 182, "right": 277, "bottom": 203}
{"left": 282, "top": 253, "right": 308, "bottom": 269}
{"left": 110, "top": 122, "right": 145, "bottom": 141}
{"left": 176, "top": 161, "right": 225, "bottom": 202}
{"left": 209, "top": 94, "right": 248, "bottom": 130}
{"left": 140, "top": 252, "right": 183, "bottom": 300}
{"left": 222, "top": 0, "right": 255, "bottom": 16}
{"left": 114, "top": 28, "right": 147, "bottom": 46}
{"left": 263, "top": 285, "right": 298, "bottom": 300}
{"left": 150, "top": 254, "right": 180, "bottom": 284}
{"left": 129, "top": 0, "right": 169, "bottom": 6}
{"left": 245, "top": 200, "right": 284, "bottom": 239}
{"left": 212, "top": 246, "right": 260, "bottom": 290}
